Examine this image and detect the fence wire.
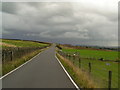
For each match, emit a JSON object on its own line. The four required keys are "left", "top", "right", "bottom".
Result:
{"left": 57, "top": 50, "right": 119, "bottom": 88}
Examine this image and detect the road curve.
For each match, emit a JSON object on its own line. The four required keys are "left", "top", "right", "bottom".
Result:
{"left": 2, "top": 45, "right": 76, "bottom": 88}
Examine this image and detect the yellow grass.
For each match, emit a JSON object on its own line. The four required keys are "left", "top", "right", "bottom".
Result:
{"left": 57, "top": 53, "right": 98, "bottom": 88}
{"left": 0, "top": 42, "right": 16, "bottom": 47}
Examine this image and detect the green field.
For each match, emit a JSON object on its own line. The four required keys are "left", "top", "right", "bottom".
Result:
{"left": 2, "top": 39, "right": 48, "bottom": 48}
{"left": 61, "top": 47, "right": 119, "bottom": 88}
{"left": 62, "top": 48, "right": 118, "bottom": 61}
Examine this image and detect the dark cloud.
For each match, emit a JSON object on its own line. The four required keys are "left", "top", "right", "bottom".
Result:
{"left": 2, "top": 2, "right": 19, "bottom": 14}
{"left": 2, "top": 2, "right": 118, "bottom": 46}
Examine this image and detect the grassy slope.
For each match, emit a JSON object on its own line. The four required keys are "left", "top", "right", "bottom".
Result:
{"left": 62, "top": 47, "right": 118, "bottom": 88}
{"left": 2, "top": 39, "right": 48, "bottom": 48}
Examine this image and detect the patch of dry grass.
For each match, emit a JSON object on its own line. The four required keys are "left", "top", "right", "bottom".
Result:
{"left": 57, "top": 53, "right": 98, "bottom": 89}
{"left": 0, "top": 42, "right": 17, "bottom": 47}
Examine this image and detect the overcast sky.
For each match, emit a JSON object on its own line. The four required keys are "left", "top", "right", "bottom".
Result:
{"left": 1, "top": 0, "right": 119, "bottom": 46}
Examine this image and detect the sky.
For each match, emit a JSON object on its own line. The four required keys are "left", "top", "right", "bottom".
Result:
{"left": 1, "top": 0, "right": 119, "bottom": 46}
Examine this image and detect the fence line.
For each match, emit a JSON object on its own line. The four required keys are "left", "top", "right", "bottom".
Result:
{"left": 2, "top": 46, "right": 48, "bottom": 63}
{"left": 108, "top": 71, "right": 112, "bottom": 90}
{"left": 57, "top": 50, "right": 118, "bottom": 88}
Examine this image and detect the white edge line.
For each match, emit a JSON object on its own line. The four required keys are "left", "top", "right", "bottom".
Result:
{"left": 55, "top": 54, "right": 80, "bottom": 90}
{"left": 0, "top": 48, "right": 45, "bottom": 80}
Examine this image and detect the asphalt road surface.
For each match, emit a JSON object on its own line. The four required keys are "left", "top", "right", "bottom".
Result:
{"left": 2, "top": 45, "right": 76, "bottom": 88}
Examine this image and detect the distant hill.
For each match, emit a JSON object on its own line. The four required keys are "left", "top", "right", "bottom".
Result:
{"left": 60, "top": 44, "right": 118, "bottom": 51}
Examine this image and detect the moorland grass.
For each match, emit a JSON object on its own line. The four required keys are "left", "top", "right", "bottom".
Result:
{"left": 2, "top": 39, "right": 48, "bottom": 48}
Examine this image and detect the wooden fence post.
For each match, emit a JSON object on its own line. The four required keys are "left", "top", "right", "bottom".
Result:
{"left": 108, "top": 71, "right": 112, "bottom": 90}
{"left": 10, "top": 51, "right": 13, "bottom": 61}
{"left": 79, "top": 58, "right": 81, "bottom": 68}
{"left": 89, "top": 62, "right": 91, "bottom": 73}
{"left": 2, "top": 52, "right": 5, "bottom": 64}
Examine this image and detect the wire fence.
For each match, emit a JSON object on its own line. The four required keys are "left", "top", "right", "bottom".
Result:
{"left": 57, "top": 50, "right": 119, "bottom": 88}
{"left": 2, "top": 46, "right": 48, "bottom": 64}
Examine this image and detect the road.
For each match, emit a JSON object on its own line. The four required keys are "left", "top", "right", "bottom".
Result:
{"left": 2, "top": 45, "right": 76, "bottom": 88}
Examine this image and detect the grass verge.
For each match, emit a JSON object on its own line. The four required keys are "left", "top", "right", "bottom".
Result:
{"left": 56, "top": 53, "right": 98, "bottom": 88}
{"left": 2, "top": 49, "right": 44, "bottom": 75}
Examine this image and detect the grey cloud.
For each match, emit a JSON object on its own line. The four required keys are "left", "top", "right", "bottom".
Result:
{"left": 2, "top": 2, "right": 118, "bottom": 46}
{"left": 2, "top": 2, "right": 19, "bottom": 14}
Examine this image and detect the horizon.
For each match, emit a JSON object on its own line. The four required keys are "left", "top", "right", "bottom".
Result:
{"left": 1, "top": 38, "right": 119, "bottom": 48}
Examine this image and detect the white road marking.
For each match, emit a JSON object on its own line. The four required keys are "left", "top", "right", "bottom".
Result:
{"left": 55, "top": 54, "right": 80, "bottom": 90}
{"left": 0, "top": 49, "right": 45, "bottom": 80}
